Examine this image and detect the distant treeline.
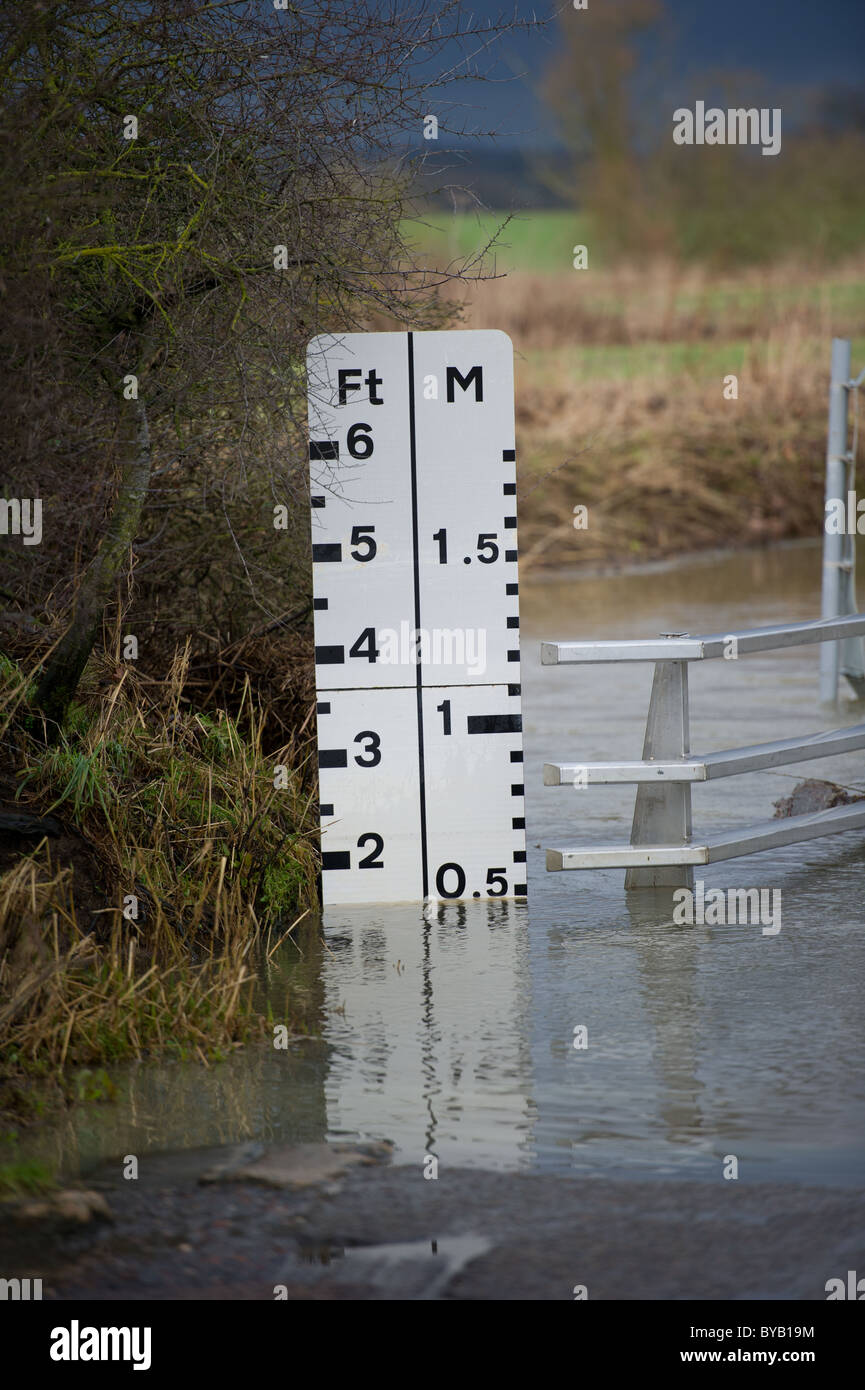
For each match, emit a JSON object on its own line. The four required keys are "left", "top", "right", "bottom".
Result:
{"left": 411, "top": 146, "right": 574, "bottom": 211}
{"left": 413, "top": 51, "right": 865, "bottom": 266}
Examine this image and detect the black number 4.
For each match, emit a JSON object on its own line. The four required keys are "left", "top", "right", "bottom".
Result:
{"left": 349, "top": 628, "right": 379, "bottom": 662}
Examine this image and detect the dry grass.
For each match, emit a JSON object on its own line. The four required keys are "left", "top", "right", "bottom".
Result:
{"left": 0, "top": 643, "right": 320, "bottom": 1115}
{"left": 0, "top": 856, "right": 264, "bottom": 1081}
{"left": 443, "top": 253, "right": 865, "bottom": 349}
{"left": 435, "top": 256, "right": 865, "bottom": 571}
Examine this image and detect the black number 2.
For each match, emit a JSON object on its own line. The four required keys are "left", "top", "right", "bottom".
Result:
{"left": 358, "top": 833, "right": 384, "bottom": 868}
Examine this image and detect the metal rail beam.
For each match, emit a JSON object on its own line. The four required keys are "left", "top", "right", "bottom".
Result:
{"left": 542, "top": 613, "right": 865, "bottom": 666}
{"left": 543, "top": 722, "right": 865, "bottom": 785}
{"left": 547, "top": 800, "right": 865, "bottom": 871}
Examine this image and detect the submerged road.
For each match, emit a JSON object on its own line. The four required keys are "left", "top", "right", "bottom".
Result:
{"left": 5, "top": 1143, "right": 864, "bottom": 1300}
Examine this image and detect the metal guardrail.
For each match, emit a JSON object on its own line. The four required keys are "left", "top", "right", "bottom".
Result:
{"left": 820, "top": 338, "right": 865, "bottom": 703}
{"left": 543, "top": 615, "right": 865, "bottom": 889}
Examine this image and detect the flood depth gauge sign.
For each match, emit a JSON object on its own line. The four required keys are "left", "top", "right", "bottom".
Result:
{"left": 307, "top": 330, "right": 527, "bottom": 907}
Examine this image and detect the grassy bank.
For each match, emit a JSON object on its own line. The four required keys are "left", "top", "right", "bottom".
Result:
{"left": 0, "top": 644, "right": 319, "bottom": 1129}
{"left": 402, "top": 212, "right": 865, "bottom": 572}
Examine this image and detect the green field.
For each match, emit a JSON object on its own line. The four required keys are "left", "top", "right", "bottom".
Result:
{"left": 521, "top": 336, "right": 865, "bottom": 384}
{"left": 404, "top": 209, "right": 590, "bottom": 274}
{"left": 405, "top": 210, "right": 865, "bottom": 326}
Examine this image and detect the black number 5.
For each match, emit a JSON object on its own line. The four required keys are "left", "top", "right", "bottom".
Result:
{"left": 350, "top": 525, "right": 376, "bottom": 561}
{"left": 486, "top": 868, "right": 508, "bottom": 896}
{"left": 477, "top": 532, "right": 499, "bottom": 563}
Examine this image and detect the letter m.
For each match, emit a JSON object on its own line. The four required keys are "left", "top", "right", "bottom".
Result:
{"left": 728, "top": 888, "right": 760, "bottom": 923}
{"left": 446, "top": 366, "right": 483, "bottom": 402}
{"left": 433, "top": 629, "right": 465, "bottom": 666}
{"left": 729, "top": 108, "right": 759, "bottom": 144}
{"left": 103, "top": 1329, "right": 129, "bottom": 1360}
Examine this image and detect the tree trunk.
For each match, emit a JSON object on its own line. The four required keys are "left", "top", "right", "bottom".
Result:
{"left": 34, "top": 383, "right": 152, "bottom": 735}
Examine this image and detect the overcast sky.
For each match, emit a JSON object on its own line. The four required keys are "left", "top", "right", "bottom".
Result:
{"left": 430, "top": 0, "right": 865, "bottom": 146}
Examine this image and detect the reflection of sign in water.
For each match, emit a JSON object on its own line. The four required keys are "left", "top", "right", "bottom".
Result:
{"left": 320, "top": 903, "right": 535, "bottom": 1167}
{"left": 307, "top": 330, "right": 526, "bottom": 906}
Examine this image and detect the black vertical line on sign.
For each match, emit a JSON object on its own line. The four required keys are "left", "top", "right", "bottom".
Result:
{"left": 407, "top": 332, "right": 429, "bottom": 898}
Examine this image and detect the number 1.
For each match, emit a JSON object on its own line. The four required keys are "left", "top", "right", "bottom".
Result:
{"left": 437, "top": 699, "right": 451, "bottom": 735}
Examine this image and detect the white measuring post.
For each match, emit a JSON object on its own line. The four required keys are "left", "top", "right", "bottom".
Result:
{"left": 307, "top": 330, "right": 526, "bottom": 906}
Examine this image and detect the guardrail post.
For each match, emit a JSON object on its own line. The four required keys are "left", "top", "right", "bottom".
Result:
{"left": 820, "top": 338, "right": 865, "bottom": 703}
{"left": 624, "top": 654, "right": 695, "bottom": 890}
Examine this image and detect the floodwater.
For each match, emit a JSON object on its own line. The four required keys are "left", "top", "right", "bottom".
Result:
{"left": 26, "top": 541, "right": 865, "bottom": 1187}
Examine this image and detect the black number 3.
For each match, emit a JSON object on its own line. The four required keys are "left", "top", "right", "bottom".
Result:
{"left": 354, "top": 731, "right": 381, "bottom": 766}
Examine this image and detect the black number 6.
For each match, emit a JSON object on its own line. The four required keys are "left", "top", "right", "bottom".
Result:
{"left": 347, "top": 422, "right": 373, "bottom": 459}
